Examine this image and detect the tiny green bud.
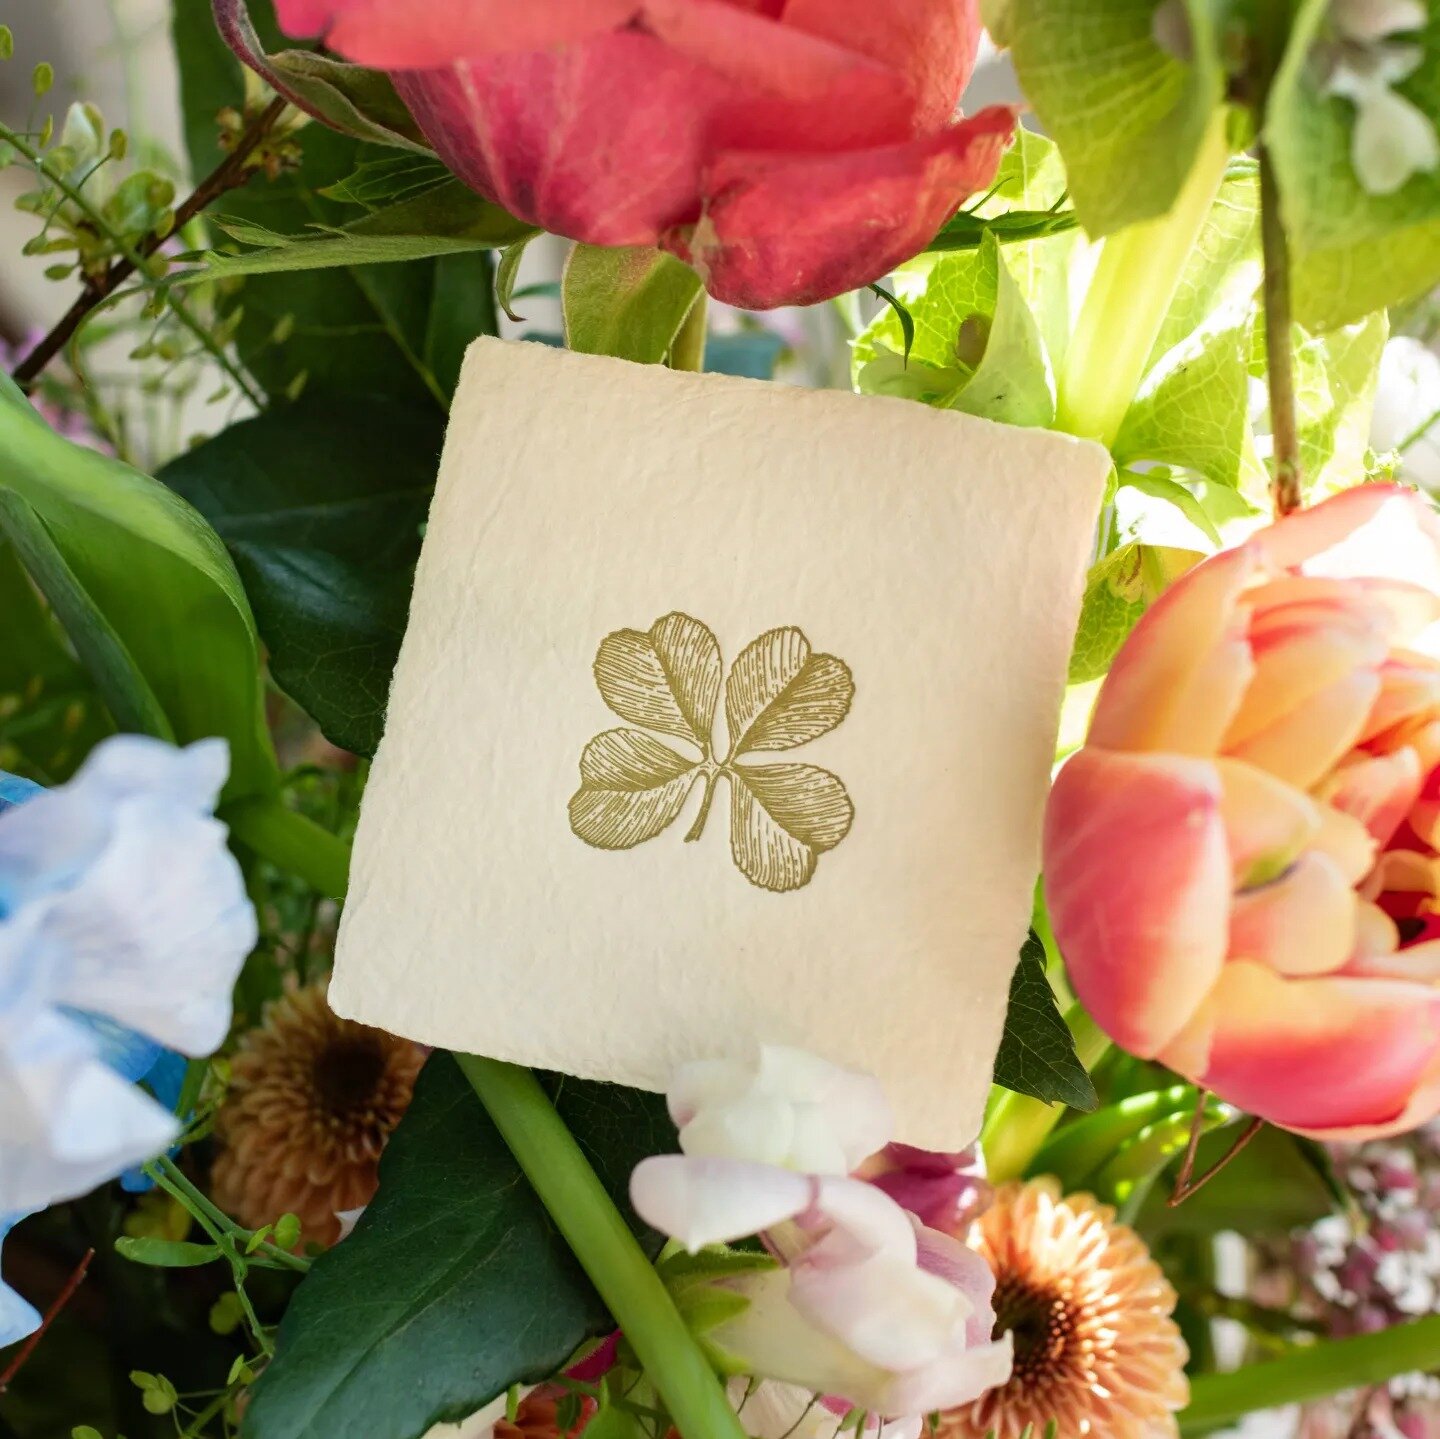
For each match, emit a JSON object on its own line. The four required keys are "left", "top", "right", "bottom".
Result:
{"left": 244, "top": 1225, "right": 271, "bottom": 1254}
{"left": 140, "top": 1375, "right": 177, "bottom": 1417}
{"left": 271, "top": 313, "right": 295, "bottom": 344}
{"left": 227, "top": 1355, "right": 254, "bottom": 1387}
{"left": 38, "top": 114, "right": 53, "bottom": 146}
{"left": 108, "top": 128, "right": 127, "bottom": 160}
{"left": 209, "top": 1291, "right": 244, "bottom": 1336}
{"left": 284, "top": 368, "right": 309, "bottom": 402}
{"left": 44, "top": 262, "right": 74, "bottom": 280}
{"left": 32, "top": 62, "right": 53, "bottom": 96}
{"left": 0, "top": 27, "right": 13, "bottom": 60}
{"left": 273, "top": 1213, "right": 301, "bottom": 1250}
{"left": 71, "top": 1428, "right": 103, "bottom": 1439}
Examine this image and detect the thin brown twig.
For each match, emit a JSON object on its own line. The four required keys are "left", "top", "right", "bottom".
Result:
{"left": 1169, "top": 1115, "right": 1266, "bottom": 1207}
{"left": 0, "top": 1248, "right": 94, "bottom": 1392}
{"left": 12, "top": 96, "right": 288, "bottom": 391}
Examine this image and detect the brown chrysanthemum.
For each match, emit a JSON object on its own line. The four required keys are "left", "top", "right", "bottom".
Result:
{"left": 211, "top": 982, "right": 425, "bottom": 1247}
{"left": 941, "top": 1178, "right": 1189, "bottom": 1439}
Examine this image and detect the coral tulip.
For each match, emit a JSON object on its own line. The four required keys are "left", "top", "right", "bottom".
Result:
{"left": 266, "top": 0, "right": 1016, "bottom": 309}
{"left": 1046, "top": 485, "right": 1440, "bottom": 1140}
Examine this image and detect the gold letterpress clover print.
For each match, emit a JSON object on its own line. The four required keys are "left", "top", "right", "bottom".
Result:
{"left": 567, "top": 613, "right": 856, "bottom": 893}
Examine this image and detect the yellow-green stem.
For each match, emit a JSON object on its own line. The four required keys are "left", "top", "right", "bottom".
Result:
{"left": 1055, "top": 110, "right": 1232, "bottom": 448}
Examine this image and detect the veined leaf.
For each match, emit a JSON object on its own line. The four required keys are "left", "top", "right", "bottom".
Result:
{"left": 563, "top": 245, "right": 704, "bottom": 366}
{"left": 593, "top": 613, "right": 721, "bottom": 751}
{"left": 568, "top": 730, "right": 701, "bottom": 850}
{"left": 992, "top": 932, "right": 1097, "bottom": 1111}
{"left": 1294, "top": 312, "right": 1389, "bottom": 494}
{"left": 1069, "top": 543, "right": 1203, "bottom": 684}
{"left": 728, "top": 763, "right": 854, "bottom": 895}
{"left": 724, "top": 627, "right": 854, "bottom": 758}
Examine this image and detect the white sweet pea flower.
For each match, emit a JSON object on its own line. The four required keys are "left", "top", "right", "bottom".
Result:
{"left": 1323, "top": 0, "right": 1439, "bottom": 195}
{"left": 668, "top": 1044, "right": 893, "bottom": 1175}
{"left": 1372, "top": 336, "right": 1440, "bottom": 491}
{"left": 633, "top": 1155, "right": 1012, "bottom": 1422}
{"left": 0, "top": 736, "right": 256, "bottom": 1216}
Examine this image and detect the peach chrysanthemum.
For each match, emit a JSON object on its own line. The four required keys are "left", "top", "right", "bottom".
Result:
{"left": 211, "top": 982, "right": 425, "bottom": 1246}
{"left": 941, "top": 1178, "right": 1189, "bottom": 1439}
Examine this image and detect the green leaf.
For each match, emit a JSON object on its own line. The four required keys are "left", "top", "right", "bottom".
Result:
{"left": 1068, "top": 542, "right": 1202, "bottom": 684}
{"left": 593, "top": 613, "right": 722, "bottom": 751}
{"left": 1030, "top": 1085, "right": 1198, "bottom": 1186}
{"left": 161, "top": 396, "right": 440, "bottom": 757}
{"left": 562, "top": 245, "right": 704, "bottom": 365}
{"left": 867, "top": 283, "right": 915, "bottom": 362}
{"left": 1117, "top": 472, "right": 1223, "bottom": 547}
{"left": 0, "top": 376, "right": 277, "bottom": 799}
{"left": 728, "top": 763, "right": 854, "bottom": 894}
{"left": 1267, "top": 0, "right": 1440, "bottom": 329}
{"left": 992, "top": 933, "right": 1098, "bottom": 1110}
{"left": 115, "top": 1237, "right": 223, "bottom": 1268}
{"left": 945, "top": 232, "right": 1055, "bottom": 428}
{"left": 724, "top": 626, "right": 854, "bottom": 758}
{"left": 245, "top": 1055, "right": 675, "bottom": 1439}
{"left": 1002, "top": 0, "right": 1225, "bottom": 237}
{"left": 585, "top": 1408, "right": 646, "bottom": 1439}
{"left": 1293, "top": 311, "right": 1389, "bottom": 493}
{"left": 568, "top": 729, "right": 702, "bottom": 850}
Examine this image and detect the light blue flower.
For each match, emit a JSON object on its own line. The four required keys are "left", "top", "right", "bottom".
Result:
{"left": 0, "top": 735, "right": 257, "bottom": 1345}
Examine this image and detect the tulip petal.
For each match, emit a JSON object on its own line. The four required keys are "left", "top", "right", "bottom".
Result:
{"left": 780, "top": 0, "right": 983, "bottom": 128}
{"left": 1348, "top": 937, "right": 1440, "bottom": 983}
{"left": 1214, "top": 756, "right": 1320, "bottom": 885}
{"left": 1248, "top": 574, "right": 1440, "bottom": 645}
{"left": 1087, "top": 545, "right": 1259, "bottom": 755}
{"left": 1044, "top": 749, "right": 1229, "bottom": 1057}
{"left": 629, "top": 1155, "right": 811, "bottom": 1250}
{"left": 1228, "top": 854, "right": 1357, "bottom": 976}
{"left": 666, "top": 108, "right": 1016, "bottom": 309}
{"left": 1225, "top": 668, "right": 1380, "bottom": 790}
{"left": 1159, "top": 960, "right": 1440, "bottom": 1134}
{"left": 1318, "top": 746, "right": 1423, "bottom": 848}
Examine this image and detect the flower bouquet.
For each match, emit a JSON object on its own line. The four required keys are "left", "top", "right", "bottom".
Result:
{"left": 2, "top": 2, "right": 1440, "bottom": 1439}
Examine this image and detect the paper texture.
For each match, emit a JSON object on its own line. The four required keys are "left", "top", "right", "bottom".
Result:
{"left": 330, "top": 337, "right": 1108, "bottom": 1147}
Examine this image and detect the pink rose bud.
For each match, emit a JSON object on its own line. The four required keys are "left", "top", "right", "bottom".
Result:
{"left": 259, "top": 0, "right": 1017, "bottom": 309}
{"left": 1045, "top": 485, "right": 1440, "bottom": 1142}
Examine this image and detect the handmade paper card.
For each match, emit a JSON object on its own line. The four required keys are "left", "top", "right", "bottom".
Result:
{"left": 330, "top": 338, "right": 1108, "bottom": 1146}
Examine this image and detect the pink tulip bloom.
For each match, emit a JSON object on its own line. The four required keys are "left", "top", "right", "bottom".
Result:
{"left": 266, "top": 0, "right": 1016, "bottom": 309}
{"left": 1046, "top": 484, "right": 1440, "bottom": 1141}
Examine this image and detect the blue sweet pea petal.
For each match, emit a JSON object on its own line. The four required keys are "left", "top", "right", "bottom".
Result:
{"left": 0, "top": 773, "right": 43, "bottom": 815}
{"left": 65, "top": 1009, "right": 163, "bottom": 1086}
{"left": 121, "top": 1051, "right": 190, "bottom": 1194}
{"left": 0, "top": 1213, "right": 41, "bottom": 1349}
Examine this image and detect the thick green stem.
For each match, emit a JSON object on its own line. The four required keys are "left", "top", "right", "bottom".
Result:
{"left": 1180, "top": 1317, "right": 1440, "bottom": 1432}
{"left": 1055, "top": 110, "right": 1231, "bottom": 447}
{"left": 455, "top": 1056, "right": 747, "bottom": 1439}
{"left": 221, "top": 796, "right": 351, "bottom": 900}
{"left": 982, "top": 1004, "right": 1110, "bottom": 1183}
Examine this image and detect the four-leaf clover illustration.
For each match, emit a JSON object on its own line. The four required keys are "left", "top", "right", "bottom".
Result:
{"left": 567, "top": 612, "right": 855, "bottom": 892}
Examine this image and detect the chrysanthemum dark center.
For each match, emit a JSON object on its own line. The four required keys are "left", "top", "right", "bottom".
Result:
{"left": 313, "top": 1034, "right": 387, "bottom": 1116}
{"left": 992, "top": 1274, "right": 1078, "bottom": 1382}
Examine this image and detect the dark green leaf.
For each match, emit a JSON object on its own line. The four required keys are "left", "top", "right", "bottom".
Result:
{"left": 927, "top": 205, "right": 1078, "bottom": 253}
{"left": 0, "top": 375, "right": 277, "bottom": 800}
{"left": 245, "top": 1055, "right": 675, "bottom": 1439}
{"left": 867, "top": 284, "right": 915, "bottom": 363}
{"left": 161, "top": 397, "right": 441, "bottom": 756}
{"left": 992, "top": 932, "right": 1098, "bottom": 1110}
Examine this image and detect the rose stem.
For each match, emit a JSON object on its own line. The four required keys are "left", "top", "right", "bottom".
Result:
{"left": 455, "top": 1056, "right": 749, "bottom": 1439}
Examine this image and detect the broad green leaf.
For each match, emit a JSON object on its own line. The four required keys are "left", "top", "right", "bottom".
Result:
{"left": 945, "top": 232, "right": 1055, "bottom": 428}
{"left": 0, "top": 376, "right": 276, "bottom": 799}
{"left": 724, "top": 627, "right": 855, "bottom": 758}
{"left": 1118, "top": 472, "right": 1223, "bottom": 547}
{"left": 319, "top": 154, "right": 452, "bottom": 209}
{"left": 160, "top": 397, "right": 440, "bottom": 756}
{"left": 245, "top": 1056, "right": 675, "bottom": 1439}
{"left": 1002, "top": 0, "right": 1225, "bottom": 237}
{"left": 1069, "top": 543, "right": 1202, "bottom": 684}
{"left": 992, "top": 932, "right": 1097, "bottom": 1111}
{"left": 1267, "top": 0, "right": 1440, "bottom": 329}
{"left": 1030, "top": 1085, "right": 1197, "bottom": 1185}
{"left": 568, "top": 730, "right": 702, "bottom": 850}
{"left": 728, "top": 763, "right": 854, "bottom": 895}
{"left": 184, "top": 182, "right": 532, "bottom": 279}
{"left": 114, "top": 1237, "right": 222, "bottom": 1268}
{"left": 562, "top": 245, "right": 704, "bottom": 365}
{"left": 0, "top": 492, "right": 173, "bottom": 742}
{"left": 0, "top": 540, "right": 113, "bottom": 782}
{"left": 1294, "top": 311, "right": 1389, "bottom": 493}
{"left": 593, "top": 613, "right": 722, "bottom": 751}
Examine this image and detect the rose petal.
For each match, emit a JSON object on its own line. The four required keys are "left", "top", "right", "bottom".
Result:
{"left": 1044, "top": 749, "right": 1229, "bottom": 1056}
{"left": 1087, "top": 545, "right": 1259, "bottom": 755}
{"left": 666, "top": 108, "right": 1015, "bottom": 309}
{"left": 1160, "top": 960, "right": 1440, "bottom": 1134}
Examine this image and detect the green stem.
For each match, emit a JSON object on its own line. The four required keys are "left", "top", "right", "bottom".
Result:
{"left": 455, "top": 1056, "right": 747, "bottom": 1439}
{"left": 668, "top": 292, "right": 708, "bottom": 373}
{"left": 982, "top": 1003, "right": 1110, "bottom": 1183}
{"left": 1055, "top": 109, "right": 1231, "bottom": 447}
{"left": 1180, "top": 1317, "right": 1440, "bottom": 1432}
{"left": 221, "top": 796, "right": 351, "bottom": 900}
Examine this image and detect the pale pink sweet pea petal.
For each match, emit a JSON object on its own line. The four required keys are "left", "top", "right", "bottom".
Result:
{"left": 630, "top": 1154, "right": 812, "bottom": 1250}
{"left": 1044, "top": 749, "right": 1229, "bottom": 1056}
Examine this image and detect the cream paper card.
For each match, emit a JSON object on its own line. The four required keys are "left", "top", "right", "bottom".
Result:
{"left": 329, "top": 337, "right": 1108, "bottom": 1147}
